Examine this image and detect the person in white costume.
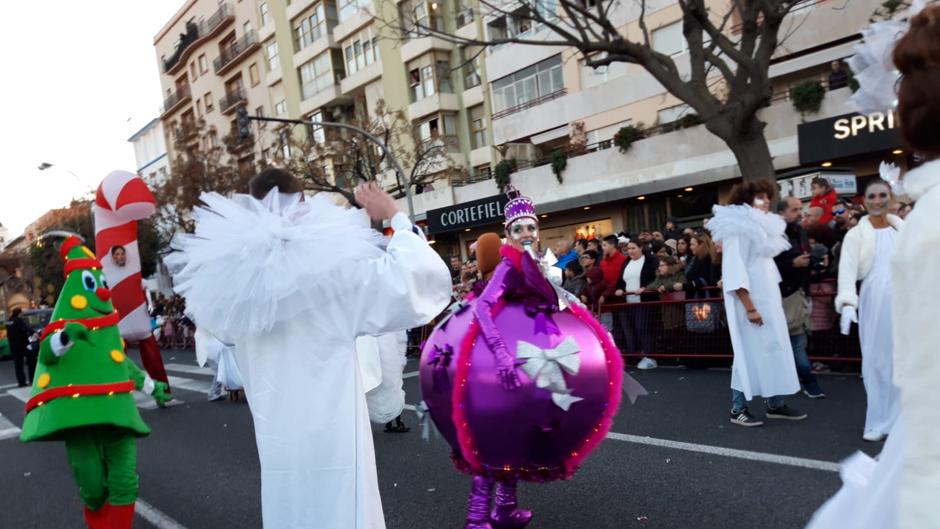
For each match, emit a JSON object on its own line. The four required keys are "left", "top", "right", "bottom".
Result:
{"left": 167, "top": 169, "right": 452, "bottom": 529}
{"left": 707, "top": 180, "right": 806, "bottom": 427}
{"left": 358, "top": 331, "right": 411, "bottom": 431}
{"left": 806, "top": 5, "right": 940, "bottom": 527}
{"left": 194, "top": 327, "right": 244, "bottom": 401}
{"left": 835, "top": 179, "right": 903, "bottom": 442}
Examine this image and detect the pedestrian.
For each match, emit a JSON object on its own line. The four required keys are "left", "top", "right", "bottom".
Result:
{"left": 775, "top": 196, "right": 826, "bottom": 398}
{"left": 614, "top": 241, "right": 658, "bottom": 369}
{"left": 167, "top": 169, "right": 452, "bottom": 529}
{"left": 562, "top": 260, "right": 587, "bottom": 298}
{"left": 827, "top": 59, "right": 849, "bottom": 90}
{"left": 675, "top": 235, "right": 693, "bottom": 264}
{"left": 835, "top": 179, "right": 903, "bottom": 441}
{"left": 578, "top": 249, "right": 598, "bottom": 272}
{"left": 809, "top": 177, "right": 839, "bottom": 226}
{"left": 450, "top": 256, "right": 463, "bottom": 285}
{"left": 708, "top": 179, "right": 805, "bottom": 427}
{"left": 6, "top": 308, "right": 35, "bottom": 387}
{"left": 647, "top": 256, "right": 687, "bottom": 330}
{"left": 553, "top": 239, "right": 579, "bottom": 270}
{"left": 673, "top": 232, "right": 720, "bottom": 298}
{"left": 664, "top": 217, "right": 683, "bottom": 241}
{"left": 599, "top": 234, "right": 626, "bottom": 291}
{"left": 581, "top": 264, "right": 609, "bottom": 311}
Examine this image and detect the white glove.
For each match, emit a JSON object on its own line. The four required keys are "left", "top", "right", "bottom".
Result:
{"left": 840, "top": 306, "right": 858, "bottom": 335}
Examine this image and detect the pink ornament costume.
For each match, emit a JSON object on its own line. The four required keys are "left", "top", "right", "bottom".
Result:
{"left": 419, "top": 189, "right": 644, "bottom": 529}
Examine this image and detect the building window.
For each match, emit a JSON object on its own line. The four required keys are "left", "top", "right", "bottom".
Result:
{"left": 198, "top": 54, "right": 209, "bottom": 74}
{"left": 189, "top": 61, "right": 197, "bottom": 80}
{"left": 657, "top": 103, "right": 692, "bottom": 125}
{"left": 275, "top": 100, "right": 287, "bottom": 116}
{"left": 470, "top": 105, "right": 487, "bottom": 149}
{"left": 407, "top": 52, "right": 452, "bottom": 102}
{"left": 456, "top": 0, "right": 474, "bottom": 27}
{"left": 249, "top": 63, "right": 261, "bottom": 86}
{"left": 243, "top": 20, "right": 252, "bottom": 35}
{"left": 461, "top": 46, "right": 482, "bottom": 89}
{"left": 652, "top": 21, "right": 686, "bottom": 57}
{"left": 279, "top": 129, "right": 292, "bottom": 159}
{"left": 255, "top": 105, "right": 265, "bottom": 127}
{"left": 259, "top": 2, "right": 270, "bottom": 26}
{"left": 416, "top": 113, "right": 459, "bottom": 152}
{"left": 491, "top": 55, "right": 564, "bottom": 113}
{"left": 310, "top": 110, "right": 326, "bottom": 143}
{"left": 580, "top": 53, "right": 629, "bottom": 89}
{"left": 338, "top": 0, "right": 370, "bottom": 23}
{"left": 300, "top": 53, "right": 335, "bottom": 99}
{"left": 265, "top": 41, "right": 280, "bottom": 72}
{"left": 401, "top": 0, "right": 444, "bottom": 38}
{"left": 204, "top": 92, "right": 215, "bottom": 113}
{"left": 486, "top": 0, "right": 557, "bottom": 43}
{"left": 295, "top": 3, "right": 335, "bottom": 51}
{"left": 196, "top": 98, "right": 204, "bottom": 117}
{"left": 343, "top": 27, "right": 380, "bottom": 75}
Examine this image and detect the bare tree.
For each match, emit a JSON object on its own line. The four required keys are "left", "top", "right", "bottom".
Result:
{"left": 386, "top": 0, "right": 815, "bottom": 180}
{"left": 266, "top": 100, "right": 464, "bottom": 205}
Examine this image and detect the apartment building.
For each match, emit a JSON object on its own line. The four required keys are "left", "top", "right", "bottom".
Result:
{"left": 128, "top": 118, "right": 170, "bottom": 188}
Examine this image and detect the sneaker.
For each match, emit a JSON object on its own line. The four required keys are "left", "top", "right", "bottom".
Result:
{"left": 802, "top": 388, "right": 827, "bottom": 399}
{"left": 766, "top": 405, "right": 808, "bottom": 420}
{"left": 862, "top": 431, "right": 887, "bottom": 442}
{"left": 637, "top": 357, "right": 658, "bottom": 370}
{"left": 730, "top": 408, "right": 764, "bottom": 427}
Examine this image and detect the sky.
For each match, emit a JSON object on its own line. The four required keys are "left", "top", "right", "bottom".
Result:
{"left": 0, "top": 1, "right": 186, "bottom": 239}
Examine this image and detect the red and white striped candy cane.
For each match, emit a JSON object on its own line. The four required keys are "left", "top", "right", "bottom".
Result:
{"left": 94, "top": 170, "right": 157, "bottom": 341}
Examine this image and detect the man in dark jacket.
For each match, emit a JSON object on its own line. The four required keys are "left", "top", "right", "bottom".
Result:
{"left": 6, "top": 308, "right": 36, "bottom": 387}
{"left": 775, "top": 197, "right": 826, "bottom": 398}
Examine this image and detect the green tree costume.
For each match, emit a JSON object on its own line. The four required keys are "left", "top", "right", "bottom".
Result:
{"left": 20, "top": 236, "right": 169, "bottom": 529}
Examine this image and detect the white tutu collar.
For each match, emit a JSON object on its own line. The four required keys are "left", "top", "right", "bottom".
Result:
{"left": 708, "top": 204, "right": 790, "bottom": 257}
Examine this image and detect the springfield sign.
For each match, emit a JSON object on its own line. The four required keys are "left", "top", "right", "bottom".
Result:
{"left": 427, "top": 194, "right": 509, "bottom": 234}
{"left": 798, "top": 110, "right": 901, "bottom": 165}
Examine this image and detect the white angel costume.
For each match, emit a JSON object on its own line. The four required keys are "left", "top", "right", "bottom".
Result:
{"left": 195, "top": 327, "right": 244, "bottom": 399}
{"left": 357, "top": 331, "right": 408, "bottom": 424}
{"left": 168, "top": 191, "right": 452, "bottom": 529}
{"left": 708, "top": 204, "right": 800, "bottom": 400}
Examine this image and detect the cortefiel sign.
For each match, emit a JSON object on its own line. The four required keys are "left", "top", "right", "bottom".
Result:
{"left": 798, "top": 110, "right": 902, "bottom": 165}
{"left": 427, "top": 194, "right": 509, "bottom": 234}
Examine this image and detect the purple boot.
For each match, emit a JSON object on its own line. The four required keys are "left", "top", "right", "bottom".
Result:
{"left": 465, "top": 475, "right": 494, "bottom": 529}
{"left": 490, "top": 478, "right": 533, "bottom": 529}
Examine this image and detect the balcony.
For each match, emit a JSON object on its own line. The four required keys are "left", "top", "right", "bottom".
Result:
{"left": 174, "top": 121, "right": 200, "bottom": 143}
{"left": 408, "top": 92, "right": 460, "bottom": 122}
{"left": 162, "top": 3, "right": 235, "bottom": 74}
{"left": 214, "top": 31, "right": 261, "bottom": 75}
{"left": 219, "top": 89, "right": 247, "bottom": 115}
{"left": 492, "top": 88, "right": 566, "bottom": 120}
{"left": 299, "top": 81, "right": 349, "bottom": 116}
{"left": 161, "top": 86, "right": 192, "bottom": 117}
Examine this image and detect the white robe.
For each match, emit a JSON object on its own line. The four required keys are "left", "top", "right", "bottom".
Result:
{"left": 357, "top": 331, "right": 409, "bottom": 424}
{"left": 857, "top": 227, "right": 900, "bottom": 436}
{"left": 168, "top": 191, "right": 452, "bottom": 529}
{"left": 709, "top": 205, "right": 800, "bottom": 400}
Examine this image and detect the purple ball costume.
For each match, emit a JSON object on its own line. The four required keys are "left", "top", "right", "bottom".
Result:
{"left": 419, "top": 190, "right": 641, "bottom": 528}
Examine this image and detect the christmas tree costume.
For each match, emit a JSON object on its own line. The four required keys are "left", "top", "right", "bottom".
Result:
{"left": 419, "top": 189, "right": 646, "bottom": 529}
{"left": 19, "top": 236, "right": 170, "bottom": 529}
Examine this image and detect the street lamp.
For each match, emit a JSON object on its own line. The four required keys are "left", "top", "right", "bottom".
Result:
{"left": 37, "top": 162, "right": 94, "bottom": 197}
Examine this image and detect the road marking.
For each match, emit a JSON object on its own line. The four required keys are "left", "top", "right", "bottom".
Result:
{"left": 0, "top": 383, "right": 20, "bottom": 391}
{"left": 0, "top": 413, "right": 21, "bottom": 441}
{"left": 164, "top": 363, "right": 215, "bottom": 377}
{"left": 403, "top": 371, "right": 419, "bottom": 379}
{"left": 402, "top": 404, "right": 840, "bottom": 473}
{"left": 168, "top": 375, "right": 213, "bottom": 395}
{"left": 5, "top": 387, "right": 31, "bottom": 404}
{"left": 136, "top": 498, "right": 190, "bottom": 529}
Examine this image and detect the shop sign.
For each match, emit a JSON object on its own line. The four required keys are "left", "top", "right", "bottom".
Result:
{"left": 427, "top": 194, "right": 509, "bottom": 234}
{"left": 778, "top": 171, "right": 857, "bottom": 200}
{"left": 798, "top": 110, "right": 901, "bottom": 165}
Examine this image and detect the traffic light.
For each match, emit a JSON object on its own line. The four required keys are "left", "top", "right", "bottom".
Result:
{"left": 236, "top": 104, "right": 251, "bottom": 139}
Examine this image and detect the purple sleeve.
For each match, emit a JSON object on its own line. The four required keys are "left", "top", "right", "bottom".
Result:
{"left": 473, "top": 260, "right": 513, "bottom": 361}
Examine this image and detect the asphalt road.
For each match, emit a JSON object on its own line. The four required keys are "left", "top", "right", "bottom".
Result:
{"left": 0, "top": 348, "right": 880, "bottom": 529}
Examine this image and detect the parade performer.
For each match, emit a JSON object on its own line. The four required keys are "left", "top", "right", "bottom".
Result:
{"left": 707, "top": 180, "right": 805, "bottom": 427}
{"left": 419, "top": 188, "right": 643, "bottom": 529}
{"left": 835, "top": 178, "right": 903, "bottom": 442}
{"left": 358, "top": 331, "right": 410, "bottom": 431}
{"left": 807, "top": 4, "right": 940, "bottom": 527}
{"left": 167, "top": 169, "right": 451, "bottom": 529}
{"left": 20, "top": 235, "right": 170, "bottom": 529}
{"left": 94, "top": 170, "right": 171, "bottom": 391}
{"left": 194, "top": 327, "right": 244, "bottom": 401}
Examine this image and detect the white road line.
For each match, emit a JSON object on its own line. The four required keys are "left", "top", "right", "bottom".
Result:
{"left": 403, "top": 371, "right": 419, "bottom": 379}
{"left": 0, "top": 413, "right": 21, "bottom": 441}
{"left": 5, "top": 387, "right": 31, "bottom": 404}
{"left": 0, "top": 383, "right": 20, "bottom": 391}
{"left": 402, "top": 404, "right": 840, "bottom": 473}
{"left": 168, "top": 375, "right": 213, "bottom": 395}
{"left": 136, "top": 498, "right": 190, "bottom": 529}
{"left": 164, "top": 363, "right": 215, "bottom": 377}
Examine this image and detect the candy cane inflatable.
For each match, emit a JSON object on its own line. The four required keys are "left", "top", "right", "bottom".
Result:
{"left": 94, "top": 170, "right": 171, "bottom": 390}
{"left": 93, "top": 170, "right": 156, "bottom": 341}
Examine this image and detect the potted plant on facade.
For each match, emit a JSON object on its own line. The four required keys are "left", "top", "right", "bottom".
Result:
{"left": 790, "top": 80, "right": 826, "bottom": 115}
{"left": 613, "top": 124, "right": 644, "bottom": 154}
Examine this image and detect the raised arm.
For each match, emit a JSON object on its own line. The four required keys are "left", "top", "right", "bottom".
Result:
{"left": 473, "top": 261, "right": 522, "bottom": 390}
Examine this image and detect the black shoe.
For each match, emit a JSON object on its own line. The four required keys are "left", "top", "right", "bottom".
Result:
{"left": 802, "top": 388, "right": 826, "bottom": 399}
{"left": 730, "top": 408, "right": 764, "bottom": 427}
{"left": 766, "top": 404, "right": 807, "bottom": 420}
{"left": 384, "top": 416, "right": 410, "bottom": 433}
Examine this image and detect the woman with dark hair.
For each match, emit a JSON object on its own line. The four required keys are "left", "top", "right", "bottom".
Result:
{"left": 675, "top": 234, "right": 693, "bottom": 264}
{"left": 614, "top": 240, "right": 659, "bottom": 369}
{"left": 708, "top": 179, "right": 804, "bottom": 427}
{"left": 807, "top": 6, "right": 940, "bottom": 528}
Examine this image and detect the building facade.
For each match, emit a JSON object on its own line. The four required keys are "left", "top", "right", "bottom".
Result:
{"left": 128, "top": 118, "right": 170, "bottom": 188}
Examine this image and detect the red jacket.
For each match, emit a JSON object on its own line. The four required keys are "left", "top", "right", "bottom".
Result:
{"left": 810, "top": 189, "right": 838, "bottom": 225}
{"left": 599, "top": 252, "right": 626, "bottom": 291}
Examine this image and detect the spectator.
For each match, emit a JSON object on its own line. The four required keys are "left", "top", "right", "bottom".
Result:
{"left": 578, "top": 249, "right": 598, "bottom": 271}
{"left": 599, "top": 235, "right": 627, "bottom": 292}
{"left": 562, "top": 261, "right": 587, "bottom": 298}
{"left": 682, "top": 227, "right": 695, "bottom": 238}
{"left": 664, "top": 218, "right": 683, "bottom": 241}
{"left": 675, "top": 235, "right": 693, "bottom": 264}
{"left": 553, "top": 240, "right": 579, "bottom": 270}
{"left": 664, "top": 239, "right": 679, "bottom": 257}
{"left": 828, "top": 60, "right": 849, "bottom": 90}
{"left": 674, "top": 232, "right": 720, "bottom": 299}
{"left": 775, "top": 196, "right": 826, "bottom": 399}
{"left": 6, "top": 307, "right": 35, "bottom": 387}
{"left": 581, "top": 266, "right": 610, "bottom": 311}
{"left": 652, "top": 231, "right": 665, "bottom": 242}
{"left": 803, "top": 206, "right": 825, "bottom": 229}
{"left": 614, "top": 241, "right": 659, "bottom": 369}
{"left": 647, "top": 256, "right": 687, "bottom": 331}
{"left": 655, "top": 243, "right": 673, "bottom": 260}
{"left": 810, "top": 177, "right": 839, "bottom": 225}
{"left": 617, "top": 234, "right": 630, "bottom": 254}
{"left": 587, "top": 239, "right": 600, "bottom": 254}
{"left": 449, "top": 256, "right": 462, "bottom": 285}
{"left": 638, "top": 231, "right": 653, "bottom": 244}
{"left": 575, "top": 238, "right": 589, "bottom": 254}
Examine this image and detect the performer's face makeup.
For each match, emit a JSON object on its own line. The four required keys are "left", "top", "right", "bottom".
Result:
{"left": 864, "top": 183, "right": 891, "bottom": 216}
{"left": 507, "top": 219, "right": 538, "bottom": 250}
{"left": 111, "top": 248, "right": 126, "bottom": 267}
{"left": 752, "top": 193, "right": 770, "bottom": 212}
